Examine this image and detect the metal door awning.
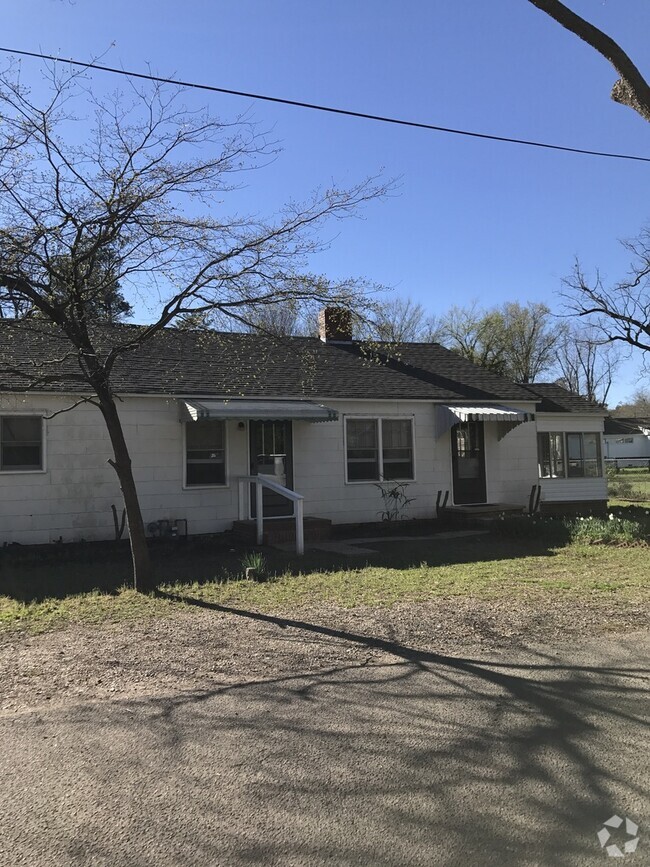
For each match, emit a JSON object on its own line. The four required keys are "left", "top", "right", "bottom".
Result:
{"left": 180, "top": 399, "right": 338, "bottom": 423}
{"left": 435, "top": 404, "right": 534, "bottom": 439}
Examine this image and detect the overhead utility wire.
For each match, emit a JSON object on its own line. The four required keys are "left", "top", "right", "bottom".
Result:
{"left": 1, "top": 46, "right": 649, "bottom": 164}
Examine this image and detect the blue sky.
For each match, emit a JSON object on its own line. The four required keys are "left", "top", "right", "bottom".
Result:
{"left": 4, "top": 0, "right": 650, "bottom": 404}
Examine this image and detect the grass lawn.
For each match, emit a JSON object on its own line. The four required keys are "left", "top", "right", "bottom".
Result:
{"left": 1, "top": 506, "right": 648, "bottom": 635}
{"left": 608, "top": 466, "right": 650, "bottom": 504}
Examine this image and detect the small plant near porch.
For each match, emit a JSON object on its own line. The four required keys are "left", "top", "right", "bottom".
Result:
{"left": 374, "top": 480, "right": 416, "bottom": 523}
{"left": 241, "top": 551, "right": 268, "bottom": 581}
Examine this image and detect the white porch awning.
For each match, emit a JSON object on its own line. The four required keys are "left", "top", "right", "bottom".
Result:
{"left": 435, "top": 404, "right": 534, "bottom": 439}
{"left": 179, "top": 398, "right": 338, "bottom": 423}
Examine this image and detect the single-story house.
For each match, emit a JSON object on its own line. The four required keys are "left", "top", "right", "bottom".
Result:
{"left": 0, "top": 311, "right": 608, "bottom": 547}
{"left": 603, "top": 417, "right": 650, "bottom": 467}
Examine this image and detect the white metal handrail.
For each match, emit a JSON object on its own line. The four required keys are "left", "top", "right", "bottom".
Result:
{"left": 237, "top": 475, "right": 305, "bottom": 555}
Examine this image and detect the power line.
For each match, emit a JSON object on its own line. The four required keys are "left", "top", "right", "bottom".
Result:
{"left": 1, "top": 45, "right": 649, "bottom": 164}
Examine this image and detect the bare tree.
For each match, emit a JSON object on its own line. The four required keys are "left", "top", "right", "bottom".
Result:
{"left": 436, "top": 300, "right": 559, "bottom": 381}
{"left": 555, "top": 325, "right": 620, "bottom": 406}
{"left": 527, "top": 0, "right": 650, "bottom": 122}
{"left": 437, "top": 302, "right": 508, "bottom": 373}
{"left": 561, "top": 230, "right": 650, "bottom": 358}
{"left": 0, "top": 62, "right": 387, "bottom": 591}
{"left": 209, "top": 276, "right": 347, "bottom": 337}
{"left": 363, "top": 296, "right": 441, "bottom": 343}
{"left": 498, "top": 301, "right": 559, "bottom": 383}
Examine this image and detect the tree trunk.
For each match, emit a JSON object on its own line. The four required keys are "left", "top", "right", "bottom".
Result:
{"left": 98, "top": 394, "right": 155, "bottom": 592}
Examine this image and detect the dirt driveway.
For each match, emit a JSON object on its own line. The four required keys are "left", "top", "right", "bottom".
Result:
{"left": 0, "top": 600, "right": 648, "bottom": 866}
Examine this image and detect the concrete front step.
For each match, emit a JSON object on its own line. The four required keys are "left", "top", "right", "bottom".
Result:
{"left": 232, "top": 517, "right": 332, "bottom": 547}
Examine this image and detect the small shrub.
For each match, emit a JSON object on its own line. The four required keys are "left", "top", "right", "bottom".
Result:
{"left": 241, "top": 551, "right": 268, "bottom": 579}
{"left": 490, "top": 512, "right": 648, "bottom": 547}
{"left": 374, "top": 481, "right": 416, "bottom": 522}
{"left": 608, "top": 477, "right": 637, "bottom": 499}
{"left": 567, "top": 515, "right": 647, "bottom": 546}
{"left": 607, "top": 466, "right": 648, "bottom": 501}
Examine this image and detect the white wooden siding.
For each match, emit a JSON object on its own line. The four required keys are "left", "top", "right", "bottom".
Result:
{"left": 604, "top": 434, "right": 650, "bottom": 460}
{"left": 539, "top": 477, "right": 608, "bottom": 502}
{"left": 536, "top": 412, "right": 607, "bottom": 503}
{"left": 483, "top": 419, "right": 538, "bottom": 505}
{"left": 0, "top": 394, "right": 248, "bottom": 545}
{"left": 0, "top": 394, "right": 605, "bottom": 545}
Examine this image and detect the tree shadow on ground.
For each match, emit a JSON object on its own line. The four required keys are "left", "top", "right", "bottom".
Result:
{"left": 2, "top": 596, "right": 647, "bottom": 866}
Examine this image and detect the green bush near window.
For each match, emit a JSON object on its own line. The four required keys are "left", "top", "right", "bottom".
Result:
{"left": 569, "top": 515, "right": 647, "bottom": 546}
{"left": 491, "top": 510, "right": 649, "bottom": 546}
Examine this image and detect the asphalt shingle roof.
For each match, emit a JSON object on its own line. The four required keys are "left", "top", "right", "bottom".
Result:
{"left": 0, "top": 321, "right": 543, "bottom": 404}
{"left": 523, "top": 382, "right": 606, "bottom": 414}
{"left": 604, "top": 417, "right": 650, "bottom": 435}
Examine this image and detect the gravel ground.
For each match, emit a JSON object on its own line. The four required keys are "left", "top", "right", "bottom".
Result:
{"left": 1, "top": 595, "right": 647, "bottom": 714}
{"left": 0, "top": 604, "right": 648, "bottom": 867}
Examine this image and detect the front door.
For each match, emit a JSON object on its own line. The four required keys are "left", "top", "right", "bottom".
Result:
{"left": 451, "top": 421, "right": 487, "bottom": 504}
{"left": 249, "top": 420, "right": 294, "bottom": 517}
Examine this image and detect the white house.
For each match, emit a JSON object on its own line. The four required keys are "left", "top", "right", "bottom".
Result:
{"left": 603, "top": 417, "right": 650, "bottom": 467}
{"left": 0, "top": 312, "right": 608, "bottom": 547}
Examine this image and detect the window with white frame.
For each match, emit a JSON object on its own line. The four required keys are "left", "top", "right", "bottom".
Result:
{"left": 0, "top": 415, "right": 43, "bottom": 471}
{"left": 537, "top": 432, "right": 565, "bottom": 479}
{"left": 346, "top": 417, "right": 414, "bottom": 482}
{"left": 537, "top": 431, "right": 602, "bottom": 479}
{"left": 566, "top": 432, "right": 602, "bottom": 477}
{"left": 185, "top": 420, "right": 226, "bottom": 486}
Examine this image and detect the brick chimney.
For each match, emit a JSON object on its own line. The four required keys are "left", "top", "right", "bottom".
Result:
{"left": 318, "top": 307, "right": 353, "bottom": 343}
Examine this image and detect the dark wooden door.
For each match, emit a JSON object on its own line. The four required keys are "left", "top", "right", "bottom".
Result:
{"left": 451, "top": 421, "right": 487, "bottom": 504}
{"left": 249, "top": 420, "right": 294, "bottom": 517}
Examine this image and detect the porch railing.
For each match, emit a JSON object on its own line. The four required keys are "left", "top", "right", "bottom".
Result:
{"left": 237, "top": 475, "right": 305, "bottom": 556}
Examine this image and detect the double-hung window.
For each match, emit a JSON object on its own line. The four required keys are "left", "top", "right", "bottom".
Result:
{"left": 346, "top": 418, "right": 414, "bottom": 482}
{"left": 185, "top": 420, "right": 226, "bottom": 486}
{"left": 0, "top": 416, "right": 43, "bottom": 471}
{"left": 537, "top": 431, "right": 602, "bottom": 479}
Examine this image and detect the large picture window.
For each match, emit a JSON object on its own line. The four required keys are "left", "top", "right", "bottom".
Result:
{"left": 537, "top": 431, "right": 602, "bottom": 479}
{"left": 0, "top": 416, "right": 43, "bottom": 471}
{"left": 346, "top": 418, "right": 414, "bottom": 482}
{"left": 185, "top": 420, "right": 226, "bottom": 486}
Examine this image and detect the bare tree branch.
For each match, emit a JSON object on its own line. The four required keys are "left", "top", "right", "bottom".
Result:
{"left": 0, "top": 61, "right": 388, "bottom": 590}
{"left": 43, "top": 395, "right": 101, "bottom": 419}
{"left": 527, "top": 0, "right": 650, "bottom": 121}
{"left": 561, "top": 238, "right": 650, "bottom": 356}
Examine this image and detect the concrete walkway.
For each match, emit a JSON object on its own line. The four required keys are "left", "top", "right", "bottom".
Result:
{"left": 281, "top": 529, "right": 489, "bottom": 556}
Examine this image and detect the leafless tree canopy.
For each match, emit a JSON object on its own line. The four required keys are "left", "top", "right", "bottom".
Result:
{"left": 0, "top": 62, "right": 388, "bottom": 589}
{"left": 555, "top": 326, "right": 620, "bottom": 406}
{"left": 434, "top": 301, "right": 560, "bottom": 383}
{"left": 435, "top": 302, "right": 507, "bottom": 373}
{"left": 561, "top": 230, "right": 650, "bottom": 358}
{"left": 527, "top": 0, "right": 650, "bottom": 122}
{"left": 362, "top": 297, "right": 441, "bottom": 343}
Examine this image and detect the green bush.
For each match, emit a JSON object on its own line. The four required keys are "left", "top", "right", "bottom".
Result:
{"left": 607, "top": 464, "right": 649, "bottom": 501}
{"left": 241, "top": 551, "right": 268, "bottom": 579}
{"left": 490, "top": 512, "right": 648, "bottom": 547}
{"left": 568, "top": 515, "right": 647, "bottom": 546}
